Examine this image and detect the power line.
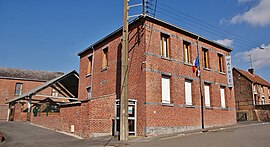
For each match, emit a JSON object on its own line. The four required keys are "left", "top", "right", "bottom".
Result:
{"left": 146, "top": 2, "right": 262, "bottom": 49}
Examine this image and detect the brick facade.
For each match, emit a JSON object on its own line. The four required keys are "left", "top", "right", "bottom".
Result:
{"left": 74, "top": 16, "right": 236, "bottom": 137}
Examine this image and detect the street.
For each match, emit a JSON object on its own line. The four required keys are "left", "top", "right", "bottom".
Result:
{"left": 0, "top": 121, "right": 270, "bottom": 147}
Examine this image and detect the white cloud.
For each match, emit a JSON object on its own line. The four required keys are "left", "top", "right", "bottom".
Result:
{"left": 231, "top": 0, "right": 270, "bottom": 27}
{"left": 215, "top": 39, "right": 233, "bottom": 47}
{"left": 238, "top": 0, "right": 254, "bottom": 3}
{"left": 235, "top": 44, "right": 270, "bottom": 69}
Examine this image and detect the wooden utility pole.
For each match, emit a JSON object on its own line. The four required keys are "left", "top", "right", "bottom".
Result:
{"left": 120, "top": 0, "right": 129, "bottom": 142}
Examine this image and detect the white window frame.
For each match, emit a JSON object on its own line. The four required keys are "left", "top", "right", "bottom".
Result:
{"left": 204, "top": 83, "right": 211, "bottom": 107}
{"left": 220, "top": 87, "right": 226, "bottom": 108}
{"left": 161, "top": 75, "right": 170, "bottom": 104}
{"left": 52, "top": 88, "right": 59, "bottom": 97}
{"left": 185, "top": 80, "right": 192, "bottom": 105}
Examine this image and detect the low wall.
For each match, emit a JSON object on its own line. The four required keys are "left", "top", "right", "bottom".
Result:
{"left": 255, "top": 110, "right": 270, "bottom": 122}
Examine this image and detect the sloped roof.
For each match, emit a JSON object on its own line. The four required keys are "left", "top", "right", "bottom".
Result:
{"left": 78, "top": 15, "right": 232, "bottom": 56}
{"left": 234, "top": 68, "right": 270, "bottom": 87}
{"left": 0, "top": 67, "right": 64, "bottom": 81}
{"left": 7, "top": 70, "right": 79, "bottom": 103}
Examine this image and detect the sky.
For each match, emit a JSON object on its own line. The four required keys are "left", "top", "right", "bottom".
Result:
{"left": 0, "top": 0, "right": 270, "bottom": 82}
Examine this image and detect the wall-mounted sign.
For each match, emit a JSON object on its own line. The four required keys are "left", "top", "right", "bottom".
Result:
{"left": 225, "top": 56, "right": 233, "bottom": 88}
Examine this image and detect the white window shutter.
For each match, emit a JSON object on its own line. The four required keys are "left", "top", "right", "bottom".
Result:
{"left": 204, "top": 85, "right": 210, "bottom": 107}
{"left": 185, "top": 81, "right": 192, "bottom": 105}
{"left": 220, "top": 88, "right": 225, "bottom": 108}
{"left": 162, "top": 76, "right": 170, "bottom": 103}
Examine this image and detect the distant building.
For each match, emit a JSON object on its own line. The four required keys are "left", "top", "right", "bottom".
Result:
{"left": 0, "top": 67, "right": 63, "bottom": 121}
{"left": 233, "top": 68, "right": 270, "bottom": 121}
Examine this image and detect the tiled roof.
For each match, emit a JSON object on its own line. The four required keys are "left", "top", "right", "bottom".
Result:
{"left": 0, "top": 67, "right": 64, "bottom": 81}
{"left": 234, "top": 68, "right": 270, "bottom": 87}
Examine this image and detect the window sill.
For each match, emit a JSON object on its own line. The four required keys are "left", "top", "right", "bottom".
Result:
{"left": 185, "top": 105, "right": 195, "bottom": 108}
{"left": 162, "top": 103, "right": 173, "bottom": 107}
{"left": 86, "top": 73, "right": 92, "bottom": 78}
{"left": 221, "top": 107, "right": 229, "bottom": 110}
{"left": 203, "top": 68, "right": 211, "bottom": 71}
{"left": 184, "top": 62, "right": 192, "bottom": 66}
{"left": 101, "top": 67, "right": 108, "bottom": 72}
{"left": 205, "top": 106, "right": 213, "bottom": 110}
{"left": 219, "top": 72, "right": 226, "bottom": 75}
{"left": 161, "top": 56, "right": 172, "bottom": 61}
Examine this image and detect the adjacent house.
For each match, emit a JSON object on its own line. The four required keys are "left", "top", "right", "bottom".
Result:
{"left": 233, "top": 68, "right": 270, "bottom": 121}
{"left": 0, "top": 67, "right": 63, "bottom": 121}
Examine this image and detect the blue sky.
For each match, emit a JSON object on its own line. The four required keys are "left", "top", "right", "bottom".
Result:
{"left": 0, "top": 0, "right": 270, "bottom": 81}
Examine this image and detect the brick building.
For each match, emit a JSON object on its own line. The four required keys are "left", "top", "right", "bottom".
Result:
{"left": 75, "top": 15, "right": 236, "bottom": 137}
{"left": 233, "top": 68, "right": 270, "bottom": 121}
{"left": 14, "top": 15, "right": 236, "bottom": 138}
{"left": 0, "top": 67, "right": 63, "bottom": 121}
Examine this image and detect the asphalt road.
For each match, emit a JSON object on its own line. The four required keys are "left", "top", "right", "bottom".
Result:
{"left": 1, "top": 121, "right": 270, "bottom": 147}
{"left": 128, "top": 122, "right": 270, "bottom": 147}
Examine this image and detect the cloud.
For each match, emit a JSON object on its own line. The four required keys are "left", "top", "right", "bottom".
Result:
{"left": 235, "top": 44, "right": 270, "bottom": 69}
{"left": 238, "top": 0, "right": 254, "bottom": 3}
{"left": 231, "top": 0, "right": 270, "bottom": 27}
{"left": 215, "top": 39, "right": 233, "bottom": 47}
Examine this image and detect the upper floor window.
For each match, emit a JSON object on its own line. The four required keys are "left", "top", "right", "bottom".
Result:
{"left": 202, "top": 48, "right": 209, "bottom": 68}
{"left": 14, "top": 83, "right": 23, "bottom": 96}
{"left": 218, "top": 53, "right": 224, "bottom": 73}
{"left": 160, "top": 33, "right": 170, "bottom": 58}
{"left": 87, "top": 55, "right": 93, "bottom": 75}
{"left": 87, "top": 87, "right": 92, "bottom": 99}
{"left": 52, "top": 88, "right": 58, "bottom": 97}
{"left": 102, "top": 47, "right": 108, "bottom": 68}
{"left": 183, "top": 41, "right": 191, "bottom": 63}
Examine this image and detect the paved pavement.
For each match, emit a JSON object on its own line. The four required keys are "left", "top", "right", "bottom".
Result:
{"left": 0, "top": 121, "right": 270, "bottom": 147}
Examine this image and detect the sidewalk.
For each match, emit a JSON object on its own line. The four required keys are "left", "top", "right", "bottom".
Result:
{"left": 88, "top": 121, "right": 269, "bottom": 146}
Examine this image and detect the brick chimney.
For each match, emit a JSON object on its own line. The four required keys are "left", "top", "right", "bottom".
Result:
{"left": 248, "top": 68, "right": 254, "bottom": 75}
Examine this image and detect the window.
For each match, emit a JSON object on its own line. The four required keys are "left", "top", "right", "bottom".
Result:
{"left": 202, "top": 48, "right": 209, "bottom": 68}
{"left": 185, "top": 80, "right": 192, "bottom": 105}
{"left": 14, "top": 83, "right": 23, "bottom": 96}
{"left": 183, "top": 41, "right": 191, "bottom": 63}
{"left": 218, "top": 54, "right": 224, "bottom": 72}
{"left": 87, "top": 87, "right": 92, "bottom": 99}
{"left": 102, "top": 47, "right": 108, "bottom": 68}
{"left": 160, "top": 33, "right": 170, "bottom": 58}
{"left": 87, "top": 55, "right": 93, "bottom": 75}
{"left": 220, "top": 86, "right": 226, "bottom": 108}
{"left": 161, "top": 75, "right": 170, "bottom": 104}
{"left": 51, "top": 88, "right": 58, "bottom": 97}
{"left": 204, "top": 83, "right": 211, "bottom": 107}
{"left": 262, "top": 96, "right": 265, "bottom": 105}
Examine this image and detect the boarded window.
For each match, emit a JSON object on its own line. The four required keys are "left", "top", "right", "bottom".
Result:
{"left": 185, "top": 80, "right": 192, "bottom": 105}
{"left": 161, "top": 75, "right": 170, "bottom": 104}
{"left": 204, "top": 83, "right": 211, "bottom": 107}
{"left": 160, "top": 33, "right": 170, "bottom": 58}
{"left": 183, "top": 41, "right": 191, "bottom": 63}
{"left": 220, "top": 87, "right": 226, "bottom": 108}
{"left": 14, "top": 83, "right": 23, "bottom": 96}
